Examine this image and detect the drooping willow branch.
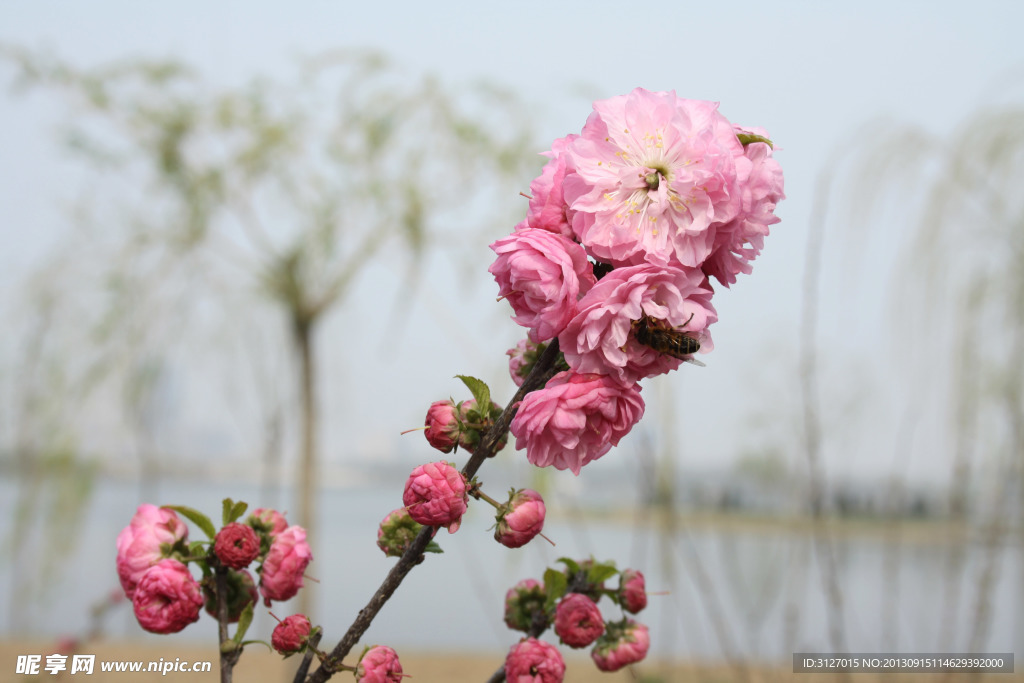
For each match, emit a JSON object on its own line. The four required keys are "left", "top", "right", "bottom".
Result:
{"left": 302, "top": 340, "right": 563, "bottom": 683}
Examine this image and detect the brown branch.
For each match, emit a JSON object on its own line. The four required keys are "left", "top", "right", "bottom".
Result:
{"left": 215, "top": 564, "right": 241, "bottom": 683}
{"left": 303, "top": 340, "right": 562, "bottom": 683}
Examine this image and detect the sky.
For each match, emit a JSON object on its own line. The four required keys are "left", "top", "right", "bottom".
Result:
{"left": 2, "top": 0, "right": 1024, "bottom": 493}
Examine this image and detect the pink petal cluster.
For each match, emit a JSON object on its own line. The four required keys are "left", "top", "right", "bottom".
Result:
{"left": 489, "top": 228, "right": 597, "bottom": 343}
{"left": 402, "top": 461, "right": 468, "bottom": 532}
{"left": 554, "top": 593, "right": 605, "bottom": 649}
{"left": 618, "top": 569, "right": 647, "bottom": 614}
{"left": 423, "top": 399, "right": 461, "bottom": 453}
{"left": 259, "top": 526, "right": 313, "bottom": 606}
{"left": 559, "top": 264, "right": 716, "bottom": 384}
{"left": 271, "top": 614, "right": 312, "bottom": 655}
{"left": 510, "top": 372, "right": 644, "bottom": 475}
{"left": 504, "top": 578, "right": 546, "bottom": 633}
{"left": 591, "top": 619, "right": 650, "bottom": 672}
{"left": 495, "top": 489, "right": 546, "bottom": 549}
{"left": 214, "top": 522, "right": 261, "bottom": 570}
{"left": 356, "top": 645, "right": 404, "bottom": 683}
{"left": 116, "top": 504, "right": 188, "bottom": 599}
{"left": 491, "top": 89, "right": 782, "bottom": 474}
{"left": 131, "top": 559, "right": 204, "bottom": 634}
{"left": 504, "top": 638, "right": 565, "bottom": 683}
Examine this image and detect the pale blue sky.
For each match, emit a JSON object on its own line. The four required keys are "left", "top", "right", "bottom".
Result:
{"left": 2, "top": 1, "right": 1023, "bottom": 487}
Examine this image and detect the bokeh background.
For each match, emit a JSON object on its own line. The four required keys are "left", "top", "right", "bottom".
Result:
{"left": 1, "top": 2, "right": 1022, "bottom": 682}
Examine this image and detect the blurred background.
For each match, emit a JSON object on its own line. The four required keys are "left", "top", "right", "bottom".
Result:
{"left": 0, "top": 2, "right": 1022, "bottom": 682}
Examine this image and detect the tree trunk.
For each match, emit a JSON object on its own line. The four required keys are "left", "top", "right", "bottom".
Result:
{"left": 293, "top": 316, "right": 317, "bottom": 620}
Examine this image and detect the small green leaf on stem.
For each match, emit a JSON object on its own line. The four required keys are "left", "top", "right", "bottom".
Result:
{"left": 543, "top": 568, "right": 568, "bottom": 611}
{"left": 233, "top": 601, "right": 255, "bottom": 644}
{"left": 424, "top": 540, "right": 444, "bottom": 554}
{"left": 163, "top": 505, "right": 217, "bottom": 539}
{"left": 229, "top": 500, "right": 248, "bottom": 524}
{"left": 557, "top": 557, "right": 580, "bottom": 575}
{"left": 456, "top": 375, "right": 491, "bottom": 413}
{"left": 737, "top": 132, "right": 774, "bottom": 148}
{"left": 587, "top": 562, "right": 620, "bottom": 585}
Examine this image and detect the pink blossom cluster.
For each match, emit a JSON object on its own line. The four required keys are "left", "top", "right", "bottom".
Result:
{"left": 501, "top": 563, "right": 653, "bottom": 678}
{"left": 491, "top": 88, "right": 783, "bottom": 475}
{"left": 115, "top": 503, "right": 313, "bottom": 635}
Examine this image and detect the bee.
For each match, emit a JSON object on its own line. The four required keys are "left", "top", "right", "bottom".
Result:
{"left": 631, "top": 313, "right": 705, "bottom": 366}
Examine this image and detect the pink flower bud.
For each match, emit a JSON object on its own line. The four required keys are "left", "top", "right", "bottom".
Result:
{"left": 591, "top": 619, "right": 650, "bottom": 672}
{"left": 259, "top": 526, "right": 313, "bottom": 606}
{"left": 131, "top": 559, "right": 204, "bottom": 634}
{"left": 271, "top": 614, "right": 312, "bottom": 655}
{"left": 503, "top": 578, "right": 547, "bottom": 632}
{"left": 203, "top": 569, "right": 257, "bottom": 623}
{"left": 214, "top": 522, "right": 261, "bottom": 570}
{"left": 553, "top": 593, "right": 605, "bottom": 648}
{"left": 618, "top": 569, "right": 647, "bottom": 614}
{"left": 249, "top": 508, "right": 289, "bottom": 538}
{"left": 356, "top": 645, "right": 404, "bottom": 683}
{"left": 504, "top": 638, "right": 565, "bottom": 683}
{"left": 424, "top": 400, "right": 462, "bottom": 453}
{"left": 116, "top": 504, "right": 189, "bottom": 600}
{"left": 495, "top": 489, "right": 546, "bottom": 549}
{"left": 376, "top": 507, "right": 428, "bottom": 558}
{"left": 402, "top": 461, "right": 468, "bottom": 533}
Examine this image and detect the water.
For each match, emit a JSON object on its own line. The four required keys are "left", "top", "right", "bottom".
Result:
{"left": 1, "top": 475, "right": 1020, "bottom": 661}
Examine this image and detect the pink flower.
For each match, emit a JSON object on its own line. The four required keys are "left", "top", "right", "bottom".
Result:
{"left": 591, "top": 619, "right": 650, "bottom": 672}
{"left": 259, "top": 526, "right": 313, "bottom": 606}
{"left": 504, "top": 638, "right": 565, "bottom": 683}
{"left": 249, "top": 508, "right": 289, "bottom": 538}
{"left": 563, "top": 88, "right": 745, "bottom": 269}
{"left": 522, "top": 135, "right": 577, "bottom": 239}
{"left": 402, "top": 461, "right": 468, "bottom": 532}
{"left": 703, "top": 128, "right": 785, "bottom": 287}
{"left": 489, "top": 228, "right": 597, "bottom": 343}
{"left": 214, "top": 522, "right": 261, "bottom": 570}
{"left": 116, "top": 504, "right": 188, "bottom": 599}
{"left": 618, "top": 569, "right": 647, "bottom": 614}
{"left": 376, "top": 507, "right": 428, "bottom": 558}
{"left": 495, "top": 489, "right": 546, "bottom": 549}
{"left": 554, "top": 593, "right": 605, "bottom": 648}
{"left": 558, "top": 263, "right": 716, "bottom": 385}
{"left": 356, "top": 645, "right": 404, "bottom": 683}
{"left": 271, "top": 614, "right": 312, "bottom": 655}
{"left": 131, "top": 559, "right": 203, "bottom": 634}
{"left": 423, "top": 399, "right": 462, "bottom": 453}
{"left": 504, "top": 578, "right": 547, "bottom": 633}
{"left": 203, "top": 569, "right": 257, "bottom": 623}
{"left": 510, "top": 371, "right": 645, "bottom": 475}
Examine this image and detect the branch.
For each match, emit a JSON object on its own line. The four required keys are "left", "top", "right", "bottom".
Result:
{"left": 303, "top": 340, "right": 562, "bottom": 682}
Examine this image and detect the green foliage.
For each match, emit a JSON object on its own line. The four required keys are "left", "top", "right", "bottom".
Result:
{"left": 456, "top": 375, "right": 492, "bottom": 415}
{"left": 163, "top": 504, "right": 217, "bottom": 540}
{"left": 222, "top": 498, "right": 249, "bottom": 526}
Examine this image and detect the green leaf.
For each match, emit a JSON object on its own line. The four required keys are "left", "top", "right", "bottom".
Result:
{"left": 456, "top": 375, "right": 491, "bottom": 413}
{"left": 737, "top": 132, "right": 774, "bottom": 148}
{"left": 222, "top": 498, "right": 234, "bottom": 526}
{"left": 587, "top": 563, "right": 620, "bottom": 585}
{"left": 543, "top": 567, "right": 568, "bottom": 610}
{"left": 228, "top": 500, "right": 248, "bottom": 524}
{"left": 233, "top": 601, "right": 255, "bottom": 644}
{"left": 163, "top": 505, "right": 217, "bottom": 540}
{"left": 424, "top": 540, "right": 444, "bottom": 554}
{"left": 557, "top": 557, "right": 580, "bottom": 576}
{"left": 238, "top": 639, "right": 272, "bottom": 652}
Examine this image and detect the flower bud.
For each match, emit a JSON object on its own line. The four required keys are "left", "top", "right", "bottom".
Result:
{"left": 402, "top": 461, "right": 468, "bottom": 533}
{"left": 376, "top": 507, "right": 428, "bottom": 558}
{"left": 456, "top": 399, "right": 505, "bottom": 453}
{"left": 271, "top": 614, "right": 312, "bottom": 655}
{"left": 203, "top": 568, "right": 257, "bottom": 623}
{"left": 503, "top": 578, "right": 547, "bottom": 632}
{"left": 132, "top": 559, "right": 204, "bottom": 634}
{"left": 504, "top": 638, "right": 565, "bottom": 683}
{"left": 590, "top": 619, "right": 650, "bottom": 672}
{"left": 553, "top": 593, "right": 605, "bottom": 648}
{"left": 618, "top": 569, "right": 647, "bottom": 614}
{"left": 494, "top": 489, "right": 546, "bottom": 548}
{"left": 259, "top": 526, "right": 313, "bottom": 606}
{"left": 214, "top": 522, "right": 261, "bottom": 570}
{"left": 424, "top": 399, "right": 462, "bottom": 453}
{"left": 356, "top": 645, "right": 404, "bottom": 682}
{"left": 248, "top": 508, "right": 288, "bottom": 538}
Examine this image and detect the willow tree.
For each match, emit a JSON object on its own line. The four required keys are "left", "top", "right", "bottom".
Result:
{"left": 3, "top": 46, "right": 537, "bottom": 616}
{"left": 846, "top": 105, "right": 1024, "bottom": 653}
